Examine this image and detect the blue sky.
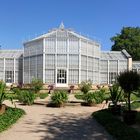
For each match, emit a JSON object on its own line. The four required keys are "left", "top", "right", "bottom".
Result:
{"left": 0, "top": 0, "right": 139, "bottom": 50}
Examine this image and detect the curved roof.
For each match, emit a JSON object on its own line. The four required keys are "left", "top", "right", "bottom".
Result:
{"left": 0, "top": 50, "right": 23, "bottom": 58}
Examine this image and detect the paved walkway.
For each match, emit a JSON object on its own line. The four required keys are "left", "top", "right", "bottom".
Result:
{"left": 0, "top": 97, "right": 113, "bottom": 140}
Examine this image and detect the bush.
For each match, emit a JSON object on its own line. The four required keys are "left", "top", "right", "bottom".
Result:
{"left": 31, "top": 78, "right": 43, "bottom": 93}
{"left": 17, "top": 90, "right": 36, "bottom": 105}
{"left": 75, "top": 89, "right": 106, "bottom": 105}
{"left": 0, "top": 81, "right": 14, "bottom": 106}
{"left": 93, "top": 89, "right": 106, "bottom": 104}
{"left": 79, "top": 80, "right": 92, "bottom": 94}
{"left": 0, "top": 107, "right": 25, "bottom": 132}
{"left": 51, "top": 90, "right": 68, "bottom": 106}
{"left": 92, "top": 109, "right": 140, "bottom": 140}
{"left": 83, "top": 92, "right": 96, "bottom": 104}
{"left": 109, "top": 84, "right": 122, "bottom": 106}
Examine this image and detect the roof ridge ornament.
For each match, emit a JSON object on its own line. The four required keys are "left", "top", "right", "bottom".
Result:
{"left": 59, "top": 22, "right": 64, "bottom": 29}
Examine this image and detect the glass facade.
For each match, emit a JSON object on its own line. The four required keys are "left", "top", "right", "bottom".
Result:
{"left": 19, "top": 24, "right": 131, "bottom": 86}
{"left": 0, "top": 50, "right": 23, "bottom": 84}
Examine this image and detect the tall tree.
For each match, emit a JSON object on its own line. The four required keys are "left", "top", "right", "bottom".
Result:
{"left": 111, "top": 27, "right": 140, "bottom": 60}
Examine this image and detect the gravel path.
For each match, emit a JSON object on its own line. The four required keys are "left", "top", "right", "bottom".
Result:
{"left": 0, "top": 98, "right": 113, "bottom": 140}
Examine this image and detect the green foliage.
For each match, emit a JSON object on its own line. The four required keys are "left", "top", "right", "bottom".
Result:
{"left": 79, "top": 80, "right": 92, "bottom": 94}
{"left": 83, "top": 92, "right": 96, "bottom": 104}
{"left": 31, "top": 78, "right": 43, "bottom": 93}
{"left": 0, "top": 81, "right": 14, "bottom": 105}
{"left": 94, "top": 88, "right": 106, "bottom": 104}
{"left": 92, "top": 109, "right": 140, "bottom": 140}
{"left": 111, "top": 27, "right": 140, "bottom": 60}
{"left": 74, "top": 93, "right": 84, "bottom": 100}
{"left": 51, "top": 90, "right": 68, "bottom": 105}
{"left": 38, "top": 93, "right": 48, "bottom": 99}
{"left": 0, "top": 81, "right": 6, "bottom": 105}
{"left": 17, "top": 90, "right": 36, "bottom": 105}
{"left": 118, "top": 71, "right": 140, "bottom": 111}
{"left": 82, "top": 89, "right": 106, "bottom": 104}
{"left": 0, "top": 107, "right": 25, "bottom": 132}
{"left": 109, "top": 84, "right": 122, "bottom": 106}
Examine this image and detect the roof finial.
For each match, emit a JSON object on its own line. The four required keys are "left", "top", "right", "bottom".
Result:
{"left": 59, "top": 21, "right": 64, "bottom": 29}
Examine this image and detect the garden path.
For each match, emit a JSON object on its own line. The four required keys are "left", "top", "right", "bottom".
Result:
{"left": 0, "top": 95, "right": 113, "bottom": 140}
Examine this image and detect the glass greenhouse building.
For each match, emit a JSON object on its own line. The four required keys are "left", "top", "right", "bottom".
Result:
{"left": 0, "top": 23, "right": 133, "bottom": 87}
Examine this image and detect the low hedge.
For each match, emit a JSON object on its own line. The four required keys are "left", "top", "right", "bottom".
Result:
{"left": 0, "top": 107, "right": 25, "bottom": 132}
{"left": 92, "top": 109, "right": 140, "bottom": 140}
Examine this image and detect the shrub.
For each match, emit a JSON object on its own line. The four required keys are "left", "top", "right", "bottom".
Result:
{"left": 0, "top": 81, "right": 14, "bottom": 106}
{"left": 0, "top": 107, "right": 25, "bottom": 132}
{"left": 51, "top": 90, "right": 68, "bottom": 106}
{"left": 93, "top": 88, "right": 106, "bottom": 104}
{"left": 31, "top": 78, "right": 43, "bottom": 93}
{"left": 109, "top": 84, "right": 122, "bottom": 107}
{"left": 17, "top": 90, "right": 36, "bottom": 105}
{"left": 92, "top": 109, "right": 140, "bottom": 140}
{"left": 79, "top": 80, "right": 92, "bottom": 94}
{"left": 83, "top": 92, "right": 96, "bottom": 104}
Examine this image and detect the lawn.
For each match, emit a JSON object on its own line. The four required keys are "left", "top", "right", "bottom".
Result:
{"left": 92, "top": 109, "right": 140, "bottom": 140}
{"left": 0, "top": 107, "right": 25, "bottom": 133}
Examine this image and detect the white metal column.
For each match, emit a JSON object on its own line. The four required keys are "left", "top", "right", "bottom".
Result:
{"left": 78, "top": 38, "right": 81, "bottom": 84}
{"left": 117, "top": 60, "right": 119, "bottom": 75}
{"left": 86, "top": 41, "right": 88, "bottom": 81}
{"left": 3, "top": 58, "right": 5, "bottom": 82}
{"left": 43, "top": 38, "right": 46, "bottom": 83}
{"left": 107, "top": 60, "right": 109, "bottom": 84}
{"left": 29, "top": 48, "right": 30, "bottom": 83}
{"left": 35, "top": 49, "right": 37, "bottom": 79}
{"left": 14, "top": 58, "right": 16, "bottom": 83}
{"left": 55, "top": 32, "right": 57, "bottom": 85}
{"left": 23, "top": 47, "right": 24, "bottom": 83}
{"left": 67, "top": 32, "right": 69, "bottom": 85}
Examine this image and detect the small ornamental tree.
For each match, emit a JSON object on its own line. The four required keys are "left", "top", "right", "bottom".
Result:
{"left": 117, "top": 71, "right": 140, "bottom": 111}
{"left": 79, "top": 80, "right": 92, "bottom": 94}
{"left": 31, "top": 78, "right": 43, "bottom": 93}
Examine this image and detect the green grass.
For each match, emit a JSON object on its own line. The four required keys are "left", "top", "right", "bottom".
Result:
{"left": 38, "top": 93, "right": 48, "bottom": 99}
{"left": 92, "top": 109, "right": 140, "bottom": 140}
{"left": 0, "top": 107, "right": 25, "bottom": 132}
{"left": 74, "top": 93, "right": 84, "bottom": 100}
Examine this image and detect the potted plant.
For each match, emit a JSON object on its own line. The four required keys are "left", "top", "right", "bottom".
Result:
{"left": 117, "top": 70, "right": 140, "bottom": 125}
{"left": 0, "top": 81, "right": 14, "bottom": 115}
{"left": 49, "top": 90, "right": 68, "bottom": 107}
{"left": 108, "top": 84, "right": 122, "bottom": 115}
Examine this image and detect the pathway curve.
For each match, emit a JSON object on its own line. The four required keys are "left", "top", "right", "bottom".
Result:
{"left": 0, "top": 100, "right": 113, "bottom": 140}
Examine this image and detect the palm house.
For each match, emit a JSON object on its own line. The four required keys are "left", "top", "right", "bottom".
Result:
{"left": 0, "top": 23, "right": 133, "bottom": 86}
{"left": 23, "top": 23, "right": 132, "bottom": 87}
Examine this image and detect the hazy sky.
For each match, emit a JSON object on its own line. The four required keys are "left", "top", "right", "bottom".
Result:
{"left": 0, "top": 0, "right": 139, "bottom": 50}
